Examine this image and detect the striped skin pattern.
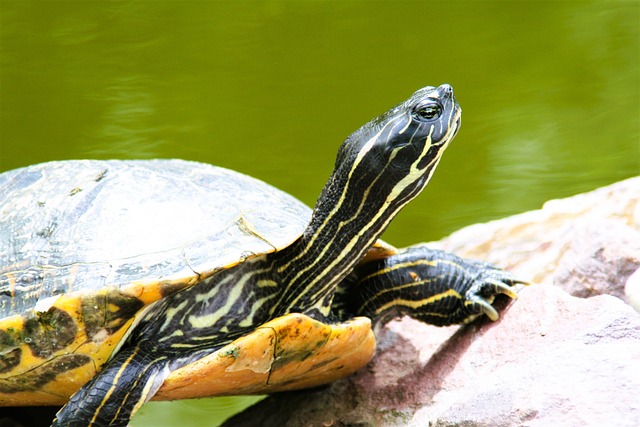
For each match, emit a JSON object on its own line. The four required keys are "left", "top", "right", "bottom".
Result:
{"left": 335, "top": 245, "right": 523, "bottom": 327}
{"left": 52, "top": 85, "right": 464, "bottom": 426}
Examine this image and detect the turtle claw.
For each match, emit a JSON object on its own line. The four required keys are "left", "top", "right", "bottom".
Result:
{"left": 472, "top": 299, "right": 500, "bottom": 322}
{"left": 464, "top": 268, "right": 526, "bottom": 322}
{"left": 485, "top": 278, "right": 519, "bottom": 300}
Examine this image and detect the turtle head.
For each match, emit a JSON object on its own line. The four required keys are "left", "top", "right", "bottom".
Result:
{"left": 339, "top": 84, "right": 459, "bottom": 196}
{"left": 275, "top": 85, "right": 461, "bottom": 316}
{"left": 313, "top": 84, "right": 461, "bottom": 234}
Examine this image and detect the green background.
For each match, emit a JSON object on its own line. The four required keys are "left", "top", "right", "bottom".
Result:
{"left": 1, "top": 1, "right": 638, "bottom": 425}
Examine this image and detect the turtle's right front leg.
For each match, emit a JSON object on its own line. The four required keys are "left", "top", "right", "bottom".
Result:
{"left": 338, "top": 245, "right": 527, "bottom": 326}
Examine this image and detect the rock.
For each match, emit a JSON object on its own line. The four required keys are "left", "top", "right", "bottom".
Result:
{"left": 437, "top": 177, "right": 640, "bottom": 305}
{"left": 224, "top": 177, "right": 640, "bottom": 427}
{"left": 225, "top": 287, "right": 640, "bottom": 427}
{"left": 626, "top": 268, "right": 640, "bottom": 311}
{"left": 552, "top": 219, "right": 640, "bottom": 301}
{"left": 402, "top": 285, "right": 640, "bottom": 427}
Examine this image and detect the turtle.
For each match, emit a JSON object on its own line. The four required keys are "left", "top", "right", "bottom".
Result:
{"left": 0, "top": 84, "right": 523, "bottom": 426}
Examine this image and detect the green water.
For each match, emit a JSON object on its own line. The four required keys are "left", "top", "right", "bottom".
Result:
{"left": 1, "top": 1, "right": 638, "bottom": 425}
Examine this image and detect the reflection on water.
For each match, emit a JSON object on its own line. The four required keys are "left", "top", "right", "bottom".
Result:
{"left": 1, "top": 1, "right": 638, "bottom": 426}
{"left": 86, "top": 74, "right": 166, "bottom": 158}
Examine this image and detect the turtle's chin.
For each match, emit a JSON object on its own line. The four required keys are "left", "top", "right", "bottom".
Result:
{"left": 450, "top": 107, "right": 462, "bottom": 138}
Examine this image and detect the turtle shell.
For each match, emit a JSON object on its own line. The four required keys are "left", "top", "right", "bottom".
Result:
{"left": 0, "top": 159, "right": 312, "bottom": 405}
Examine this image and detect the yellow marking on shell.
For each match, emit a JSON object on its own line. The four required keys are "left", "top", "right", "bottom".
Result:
{"left": 107, "top": 302, "right": 122, "bottom": 313}
{"left": 126, "top": 277, "right": 198, "bottom": 305}
{"left": 0, "top": 324, "right": 136, "bottom": 405}
{"left": 373, "top": 288, "right": 462, "bottom": 318}
{"left": 0, "top": 287, "right": 145, "bottom": 406}
{"left": 0, "top": 314, "right": 23, "bottom": 335}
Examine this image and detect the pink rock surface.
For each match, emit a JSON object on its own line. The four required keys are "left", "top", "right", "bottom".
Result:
{"left": 438, "top": 177, "right": 640, "bottom": 306}
{"left": 401, "top": 285, "right": 640, "bottom": 426}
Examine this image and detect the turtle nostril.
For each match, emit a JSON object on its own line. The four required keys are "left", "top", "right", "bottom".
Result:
{"left": 439, "top": 84, "right": 453, "bottom": 95}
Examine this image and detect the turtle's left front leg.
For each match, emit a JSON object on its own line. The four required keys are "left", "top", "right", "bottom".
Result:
{"left": 335, "top": 245, "right": 528, "bottom": 326}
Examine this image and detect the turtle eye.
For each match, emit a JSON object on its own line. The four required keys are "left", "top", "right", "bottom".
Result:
{"left": 413, "top": 103, "right": 442, "bottom": 121}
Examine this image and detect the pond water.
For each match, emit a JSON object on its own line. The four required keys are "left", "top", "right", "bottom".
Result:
{"left": 1, "top": 1, "right": 638, "bottom": 425}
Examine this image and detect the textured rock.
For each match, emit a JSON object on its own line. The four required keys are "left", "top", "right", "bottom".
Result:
{"left": 224, "top": 177, "right": 640, "bottom": 427}
{"left": 437, "top": 177, "right": 640, "bottom": 306}
{"left": 552, "top": 219, "right": 640, "bottom": 301}
{"left": 402, "top": 285, "right": 640, "bottom": 427}
{"left": 626, "top": 268, "right": 640, "bottom": 311}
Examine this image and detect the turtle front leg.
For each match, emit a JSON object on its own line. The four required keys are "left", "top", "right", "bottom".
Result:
{"left": 337, "top": 245, "right": 527, "bottom": 326}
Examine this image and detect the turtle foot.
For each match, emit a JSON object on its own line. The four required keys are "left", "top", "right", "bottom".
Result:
{"left": 464, "top": 265, "right": 529, "bottom": 322}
